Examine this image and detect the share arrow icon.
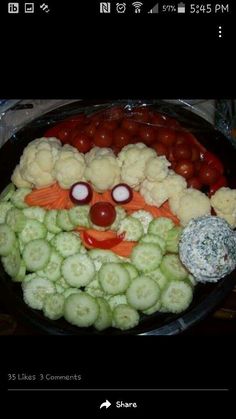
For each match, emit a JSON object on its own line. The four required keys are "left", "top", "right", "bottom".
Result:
{"left": 100, "top": 400, "right": 112, "bottom": 409}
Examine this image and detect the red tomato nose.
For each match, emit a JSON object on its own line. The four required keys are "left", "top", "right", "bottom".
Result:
{"left": 89, "top": 202, "right": 116, "bottom": 227}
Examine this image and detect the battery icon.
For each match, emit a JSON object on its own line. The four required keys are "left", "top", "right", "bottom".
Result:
{"left": 177, "top": 2, "right": 185, "bottom": 13}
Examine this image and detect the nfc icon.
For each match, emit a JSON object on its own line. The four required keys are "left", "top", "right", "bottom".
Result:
{"left": 8, "top": 2, "right": 19, "bottom": 13}
{"left": 100, "top": 2, "right": 111, "bottom": 13}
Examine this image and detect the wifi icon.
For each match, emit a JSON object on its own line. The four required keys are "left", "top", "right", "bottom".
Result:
{"left": 132, "top": 2, "right": 143, "bottom": 13}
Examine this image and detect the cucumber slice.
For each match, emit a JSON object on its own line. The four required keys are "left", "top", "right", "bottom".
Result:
{"left": 131, "top": 210, "right": 153, "bottom": 234}
{"left": 165, "top": 226, "right": 183, "bottom": 253}
{"left": 46, "top": 232, "right": 55, "bottom": 241}
{"left": 21, "top": 273, "right": 37, "bottom": 290}
{"left": 161, "top": 280, "right": 193, "bottom": 313}
{"left": 23, "top": 206, "right": 46, "bottom": 223}
{"left": 140, "top": 234, "right": 166, "bottom": 253}
{"left": 23, "top": 239, "right": 51, "bottom": 272}
{"left": 62, "top": 254, "right": 95, "bottom": 287}
{"left": 10, "top": 187, "right": 32, "bottom": 209}
{"left": 38, "top": 250, "right": 63, "bottom": 282}
{"left": 43, "top": 293, "right": 65, "bottom": 320}
{"left": 112, "top": 304, "right": 140, "bottom": 331}
{"left": 146, "top": 268, "right": 168, "bottom": 290}
{"left": 57, "top": 210, "right": 75, "bottom": 231}
{"left": 94, "top": 297, "right": 112, "bottom": 331}
{"left": 19, "top": 219, "right": 47, "bottom": 244}
{"left": 88, "top": 249, "right": 120, "bottom": 271}
{"left": 85, "top": 278, "right": 105, "bottom": 298}
{"left": 98, "top": 263, "right": 130, "bottom": 295}
{"left": 0, "top": 201, "right": 13, "bottom": 224}
{"left": 13, "top": 260, "right": 26, "bottom": 282}
{"left": 110, "top": 206, "right": 126, "bottom": 231}
{"left": 160, "top": 254, "right": 188, "bottom": 281}
{"left": 148, "top": 217, "right": 175, "bottom": 239}
{"left": 0, "top": 224, "right": 16, "bottom": 256}
{"left": 187, "top": 274, "right": 197, "bottom": 287}
{"left": 68, "top": 205, "right": 91, "bottom": 228}
{"left": 142, "top": 299, "right": 162, "bottom": 315}
{"left": 23, "top": 276, "right": 55, "bottom": 310}
{"left": 64, "top": 292, "right": 99, "bottom": 327}
{"left": 131, "top": 242, "right": 163, "bottom": 273}
{"left": 63, "top": 288, "right": 82, "bottom": 298}
{"left": 1, "top": 245, "right": 21, "bottom": 277}
{"left": 56, "top": 276, "right": 70, "bottom": 290}
{"left": 126, "top": 275, "right": 161, "bottom": 310}
{"left": 118, "top": 216, "right": 144, "bottom": 241}
{"left": 51, "top": 232, "right": 81, "bottom": 258}
{"left": 122, "top": 262, "right": 139, "bottom": 281}
{"left": 45, "top": 210, "right": 62, "bottom": 234}
{"left": 108, "top": 294, "right": 128, "bottom": 311}
{"left": 6, "top": 208, "right": 26, "bottom": 232}
{"left": 0, "top": 183, "right": 15, "bottom": 202}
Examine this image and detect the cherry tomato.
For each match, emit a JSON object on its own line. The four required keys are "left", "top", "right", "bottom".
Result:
{"left": 88, "top": 113, "right": 102, "bottom": 126}
{"left": 191, "top": 146, "right": 201, "bottom": 162}
{"left": 94, "top": 128, "right": 113, "bottom": 147}
{"left": 172, "top": 143, "right": 192, "bottom": 161}
{"left": 201, "top": 151, "right": 224, "bottom": 175}
{"left": 175, "top": 160, "right": 195, "bottom": 179}
{"left": 199, "top": 164, "right": 221, "bottom": 186}
{"left": 165, "top": 117, "right": 180, "bottom": 129}
{"left": 194, "top": 160, "right": 203, "bottom": 173}
{"left": 121, "top": 118, "right": 139, "bottom": 134}
{"left": 105, "top": 106, "right": 125, "bottom": 120}
{"left": 139, "top": 126, "right": 156, "bottom": 145}
{"left": 113, "top": 128, "right": 131, "bottom": 148}
{"left": 209, "top": 176, "right": 228, "bottom": 196}
{"left": 158, "top": 127, "right": 176, "bottom": 146}
{"left": 55, "top": 127, "right": 73, "bottom": 143}
{"left": 89, "top": 202, "right": 116, "bottom": 227}
{"left": 150, "top": 112, "right": 168, "bottom": 126}
{"left": 175, "top": 132, "right": 189, "bottom": 146}
{"left": 187, "top": 176, "right": 203, "bottom": 190}
{"left": 152, "top": 142, "right": 169, "bottom": 158}
{"left": 71, "top": 132, "right": 92, "bottom": 153}
{"left": 83, "top": 122, "right": 99, "bottom": 138}
{"left": 99, "top": 120, "right": 118, "bottom": 131}
{"left": 131, "top": 107, "right": 151, "bottom": 123}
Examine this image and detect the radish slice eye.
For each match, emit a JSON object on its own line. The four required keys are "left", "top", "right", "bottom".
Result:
{"left": 70, "top": 182, "right": 93, "bottom": 205}
{"left": 111, "top": 184, "right": 133, "bottom": 204}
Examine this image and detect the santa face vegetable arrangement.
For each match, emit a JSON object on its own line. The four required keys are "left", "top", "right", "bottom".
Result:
{"left": 1, "top": 105, "right": 236, "bottom": 331}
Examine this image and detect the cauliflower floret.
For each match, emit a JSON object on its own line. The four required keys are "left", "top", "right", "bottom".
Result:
{"left": 18, "top": 137, "right": 62, "bottom": 188}
{"left": 85, "top": 155, "right": 120, "bottom": 192}
{"left": 210, "top": 187, "right": 236, "bottom": 228}
{"left": 117, "top": 143, "right": 156, "bottom": 190}
{"left": 140, "top": 179, "right": 169, "bottom": 207}
{"left": 53, "top": 144, "right": 86, "bottom": 189}
{"left": 11, "top": 164, "right": 33, "bottom": 188}
{"left": 144, "top": 156, "right": 171, "bottom": 182}
{"left": 85, "top": 147, "right": 115, "bottom": 165}
{"left": 163, "top": 171, "right": 187, "bottom": 198}
{"left": 173, "top": 188, "right": 211, "bottom": 226}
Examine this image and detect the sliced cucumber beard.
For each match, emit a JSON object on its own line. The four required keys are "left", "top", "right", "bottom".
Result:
{"left": 0, "top": 183, "right": 15, "bottom": 202}
{"left": 43, "top": 293, "right": 65, "bottom": 320}
{"left": 160, "top": 254, "right": 188, "bottom": 281}
{"left": 94, "top": 297, "right": 112, "bottom": 331}
{"left": 112, "top": 304, "right": 140, "bottom": 331}
{"left": 148, "top": 217, "right": 175, "bottom": 239}
{"left": 37, "top": 250, "right": 63, "bottom": 282}
{"left": 118, "top": 216, "right": 144, "bottom": 241}
{"left": 6, "top": 208, "right": 26, "bottom": 232}
{"left": 45, "top": 210, "right": 62, "bottom": 234}
{"left": 1, "top": 245, "right": 21, "bottom": 277}
{"left": 69, "top": 205, "right": 91, "bottom": 228}
{"left": 131, "top": 242, "right": 163, "bottom": 273}
{"left": 10, "top": 187, "right": 32, "bottom": 209}
{"left": 23, "top": 206, "right": 46, "bottom": 223}
{"left": 64, "top": 292, "right": 99, "bottom": 327}
{"left": 57, "top": 209, "right": 75, "bottom": 231}
{"left": 19, "top": 219, "right": 47, "bottom": 244}
{"left": 126, "top": 275, "right": 161, "bottom": 311}
{"left": 0, "top": 224, "right": 16, "bottom": 256}
{"left": 161, "top": 280, "right": 193, "bottom": 313}
{"left": 98, "top": 263, "right": 130, "bottom": 295}
{"left": 0, "top": 201, "right": 14, "bottom": 224}
{"left": 140, "top": 234, "right": 166, "bottom": 253}
{"left": 23, "top": 239, "right": 52, "bottom": 272}
{"left": 146, "top": 268, "right": 168, "bottom": 290}
{"left": 62, "top": 254, "right": 95, "bottom": 288}
{"left": 165, "top": 226, "right": 183, "bottom": 253}
{"left": 51, "top": 232, "right": 81, "bottom": 258}
{"left": 23, "top": 276, "right": 56, "bottom": 310}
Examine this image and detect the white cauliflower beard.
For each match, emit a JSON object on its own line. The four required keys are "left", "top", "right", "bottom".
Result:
{"left": 84, "top": 156, "right": 120, "bottom": 192}
{"left": 118, "top": 143, "right": 156, "bottom": 190}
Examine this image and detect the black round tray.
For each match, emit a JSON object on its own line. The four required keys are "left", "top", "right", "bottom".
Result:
{"left": 1, "top": 99, "right": 236, "bottom": 335}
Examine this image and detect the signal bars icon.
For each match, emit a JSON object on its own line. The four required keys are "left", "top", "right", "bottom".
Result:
{"left": 132, "top": 2, "right": 143, "bottom": 13}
